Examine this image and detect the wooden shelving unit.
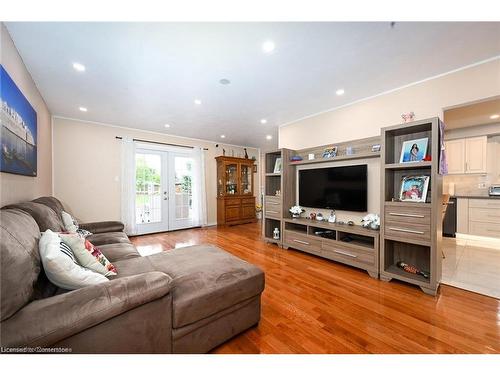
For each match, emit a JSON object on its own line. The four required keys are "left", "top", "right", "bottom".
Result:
{"left": 379, "top": 117, "right": 443, "bottom": 295}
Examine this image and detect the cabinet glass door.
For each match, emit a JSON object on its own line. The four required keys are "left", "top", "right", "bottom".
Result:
{"left": 241, "top": 164, "right": 252, "bottom": 195}
{"left": 225, "top": 163, "right": 238, "bottom": 195}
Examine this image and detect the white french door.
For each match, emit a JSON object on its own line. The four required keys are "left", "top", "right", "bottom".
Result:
{"left": 135, "top": 146, "right": 195, "bottom": 235}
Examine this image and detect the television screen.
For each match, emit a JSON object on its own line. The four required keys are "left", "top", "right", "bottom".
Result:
{"left": 298, "top": 165, "right": 367, "bottom": 212}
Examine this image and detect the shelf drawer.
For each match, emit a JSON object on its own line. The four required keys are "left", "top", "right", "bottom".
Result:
{"left": 384, "top": 221, "right": 431, "bottom": 244}
{"left": 469, "top": 199, "right": 500, "bottom": 209}
{"left": 225, "top": 198, "right": 241, "bottom": 206}
{"left": 384, "top": 205, "right": 431, "bottom": 226}
{"left": 284, "top": 230, "right": 321, "bottom": 255}
{"left": 322, "top": 242, "right": 375, "bottom": 266}
{"left": 469, "top": 207, "right": 500, "bottom": 223}
{"left": 469, "top": 221, "right": 500, "bottom": 238}
{"left": 242, "top": 197, "right": 255, "bottom": 206}
{"left": 265, "top": 195, "right": 281, "bottom": 205}
{"left": 265, "top": 206, "right": 281, "bottom": 219}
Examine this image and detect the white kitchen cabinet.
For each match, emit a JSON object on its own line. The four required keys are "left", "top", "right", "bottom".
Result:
{"left": 445, "top": 136, "right": 487, "bottom": 174}
{"left": 445, "top": 139, "right": 465, "bottom": 174}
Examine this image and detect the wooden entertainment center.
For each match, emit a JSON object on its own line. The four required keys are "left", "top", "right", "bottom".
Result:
{"left": 263, "top": 117, "right": 443, "bottom": 295}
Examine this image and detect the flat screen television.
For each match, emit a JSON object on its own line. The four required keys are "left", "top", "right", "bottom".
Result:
{"left": 298, "top": 165, "right": 367, "bottom": 212}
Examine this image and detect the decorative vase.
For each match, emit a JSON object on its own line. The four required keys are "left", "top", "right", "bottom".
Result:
{"left": 292, "top": 213, "right": 300, "bottom": 218}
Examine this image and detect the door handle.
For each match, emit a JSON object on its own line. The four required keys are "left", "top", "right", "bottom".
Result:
{"left": 164, "top": 191, "right": 168, "bottom": 200}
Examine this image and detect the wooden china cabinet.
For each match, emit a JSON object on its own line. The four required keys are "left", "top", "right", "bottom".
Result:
{"left": 216, "top": 156, "right": 257, "bottom": 226}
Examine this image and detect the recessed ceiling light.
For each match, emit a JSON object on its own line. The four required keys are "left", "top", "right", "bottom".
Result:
{"left": 79, "top": 107, "right": 87, "bottom": 112}
{"left": 220, "top": 135, "right": 226, "bottom": 139}
{"left": 490, "top": 114, "right": 499, "bottom": 120}
{"left": 336, "top": 88, "right": 345, "bottom": 96}
{"left": 164, "top": 124, "right": 171, "bottom": 128}
{"left": 262, "top": 40, "right": 275, "bottom": 54}
{"left": 219, "top": 78, "right": 231, "bottom": 85}
{"left": 194, "top": 99, "right": 202, "bottom": 105}
{"left": 72, "top": 62, "right": 86, "bottom": 72}
{"left": 266, "top": 135, "right": 272, "bottom": 140}
{"left": 260, "top": 119, "right": 267, "bottom": 124}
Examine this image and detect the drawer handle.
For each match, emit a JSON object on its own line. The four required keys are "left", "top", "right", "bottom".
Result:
{"left": 388, "top": 212, "right": 425, "bottom": 218}
{"left": 266, "top": 210, "right": 279, "bottom": 214}
{"left": 388, "top": 227, "right": 425, "bottom": 235}
{"left": 334, "top": 249, "right": 357, "bottom": 258}
{"left": 267, "top": 202, "right": 280, "bottom": 205}
{"left": 293, "top": 239, "right": 310, "bottom": 245}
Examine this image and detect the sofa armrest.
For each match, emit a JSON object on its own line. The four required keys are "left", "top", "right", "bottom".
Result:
{"left": 79, "top": 221, "right": 125, "bottom": 234}
{"left": 0, "top": 272, "right": 172, "bottom": 348}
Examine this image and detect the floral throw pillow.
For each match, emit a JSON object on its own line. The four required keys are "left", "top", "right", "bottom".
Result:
{"left": 59, "top": 234, "right": 117, "bottom": 276}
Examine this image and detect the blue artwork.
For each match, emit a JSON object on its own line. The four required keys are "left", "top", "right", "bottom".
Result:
{"left": 1, "top": 64, "right": 37, "bottom": 176}
{"left": 399, "top": 137, "right": 428, "bottom": 163}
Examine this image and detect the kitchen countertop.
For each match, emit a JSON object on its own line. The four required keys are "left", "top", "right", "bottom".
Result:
{"left": 452, "top": 195, "right": 500, "bottom": 200}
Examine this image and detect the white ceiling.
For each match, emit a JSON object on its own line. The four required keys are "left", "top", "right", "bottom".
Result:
{"left": 5, "top": 22, "right": 500, "bottom": 149}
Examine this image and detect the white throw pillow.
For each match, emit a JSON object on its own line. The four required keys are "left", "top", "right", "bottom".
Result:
{"left": 39, "top": 230, "right": 108, "bottom": 290}
{"left": 61, "top": 211, "right": 78, "bottom": 233}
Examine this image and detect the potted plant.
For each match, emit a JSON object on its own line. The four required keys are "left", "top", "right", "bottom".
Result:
{"left": 289, "top": 205, "right": 304, "bottom": 219}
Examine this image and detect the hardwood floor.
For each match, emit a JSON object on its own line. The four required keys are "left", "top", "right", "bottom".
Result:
{"left": 130, "top": 222, "right": 500, "bottom": 354}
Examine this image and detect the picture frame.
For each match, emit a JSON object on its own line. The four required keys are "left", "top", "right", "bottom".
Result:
{"left": 322, "top": 146, "right": 337, "bottom": 158}
{"left": 399, "top": 137, "right": 428, "bottom": 163}
{"left": 273, "top": 157, "right": 282, "bottom": 173}
{"left": 399, "top": 175, "right": 430, "bottom": 203}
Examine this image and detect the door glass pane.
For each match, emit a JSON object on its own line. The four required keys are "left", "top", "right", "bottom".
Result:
{"left": 241, "top": 165, "right": 252, "bottom": 194}
{"left": 135, "top": 153, "right": 162, "bottom": 224}
{"left": 226, "top": 163, "right": 238, "bottom": 194}
{"left": 174, "top": 157, "right": 193, "bottom": 220}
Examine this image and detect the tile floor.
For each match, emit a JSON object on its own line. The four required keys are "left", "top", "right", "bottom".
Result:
{"left": 442, "top": 236, "right": 500, "bottom": 299}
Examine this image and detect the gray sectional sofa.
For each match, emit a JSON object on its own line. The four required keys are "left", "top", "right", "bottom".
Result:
{"left": 0, "top": 196, "right": 264, "bottom": 353}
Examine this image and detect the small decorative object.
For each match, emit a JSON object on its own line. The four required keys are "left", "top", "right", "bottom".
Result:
{"left": 244, "top": 148, "right": 249, "bottom": 159}
{"left": 253, "top": 164, "right": 257, "bottom": 173}
{"left": 423, "top": 155, "right": 432, "bottom": 162}
{"left": 315, "top": 213, "right": 324, "bottom": 221}
{"left": 399, "top": 137, "right": 428, "bottom": 163}
{"left": 347, "top": 220, "right": 355, "bottom": 226}
{"left": 275, "top": 189, "right": 281, "bottom": 196}
{"left": 223, "top": 148, "right": 226, "bottom": 156}
{"left": 309, "top": 212, "right": 316, "bottom": 220}
{"left": 290, "top": 155, "right": 303, "bottom": 162}
{"left": 401, "top": 111, "right": 415, "bottom": 123}
{"left": 399, "top": 175, "right": 430, "bottom": 203}
{"left": 322, "top": 147, "right": 337, "bottom": 158}
{"left": 289, "top": 205, "right": 304, "bottom": 218}
{"left": 346, "top": 147, "right": 354, "bottom": 155}
{"left": 251, "top": 156, "right": 256, "bottom": 161}
{"left": 371, "top": 144, "right": 381, "bottom": 152}
{"left": 328, "top": 210, "right": 336, "bottom": 223}
{"left": 308, "top": 153, "right": 315, "bottom": 160}
{"left": 231, "top": 149, "right": 234, "bottom": 157}
{"left": 361, "top": 213, "right": 380, "bottom": 230}
{"left": 397, "top": 261, "right": 429, "bottom": 279}
{"left": 273, "top": 157, "right": 282, "bottom": 173}
{"left": 273, "top": 227, "right": 280, "bottom": 240}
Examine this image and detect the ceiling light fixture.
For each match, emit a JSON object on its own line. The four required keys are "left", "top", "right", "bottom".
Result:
{"left": 262, "top": 40, "right": 275, "bottom": 54}
{"left": 220, "top": 135, "right": 226, "bottom": 139}
{"left": 164, "top": 124, "right": 171, "bottom": 128}
{"left": 490, "top": 114, "right": 499, "bottom": 120}
{"left": 194, "top": 99, "right": 202, "bottom": 105}
{"left": 79, "top": 107, "right": 87, "bottom": 112}
{"left": 72, "top": 62, "right": 86, "bottom": 72}
{"left": 266, "top": 135, "right": 272, "bottom": 140}
{"left": 336, "top": 88, "right": 345, "bottom": 96}
{"left": 260, "top": 119, "right": 267, "bottom": 124}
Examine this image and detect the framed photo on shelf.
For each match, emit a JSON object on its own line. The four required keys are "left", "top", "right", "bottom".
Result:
{"left": 399, "top": 175, "right": 430, "bottom": 203}
{"left": 273, "top": 157, "right": 282, "bottom": 173}
{"left": 399, "top": 137, "right": 428, "bottom": 163}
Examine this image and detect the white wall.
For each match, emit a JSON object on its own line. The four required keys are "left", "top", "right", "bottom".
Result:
{"left": 0, "top": 22, "right": 52, "bottom": 206}
{"left": 52, "top": 117, "right": 260, "bottom": 225}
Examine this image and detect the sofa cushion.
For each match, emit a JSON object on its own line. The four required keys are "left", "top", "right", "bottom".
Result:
{"left": 31, "top": 196, "right": 66, "bottom": 220}
{"left": 98, "top": 243, "right": 141, "bottom": 263}
{"left": 86, "top": 232, "right": 131, "bottom": 246}
{"left": 0, "top": 209, "right": 41, "bottom": 321}
{"left": 3, "top": 202, "right": 64, "bottom": 232}
{"left": 112, "top": 244, "right": 265, "bottom": 329}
